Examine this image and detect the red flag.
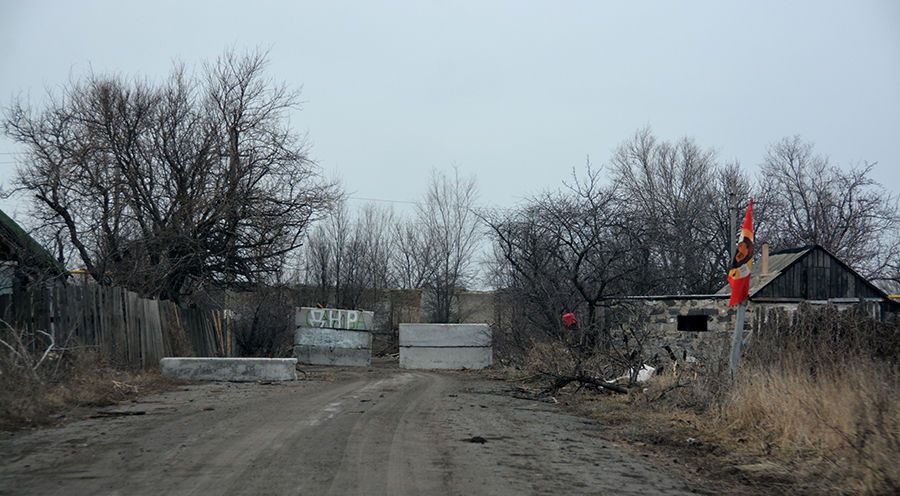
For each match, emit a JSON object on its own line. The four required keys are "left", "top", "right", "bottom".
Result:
{"left": 728, "top": 199, "right": 754, "bottom": 306}
{"left": 562, "top": 312, "right": 578, "bottom": 329}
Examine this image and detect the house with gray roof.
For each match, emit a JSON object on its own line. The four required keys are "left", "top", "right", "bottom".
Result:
{"left": 596, "top": 243, "right": 897, "bottom": 366}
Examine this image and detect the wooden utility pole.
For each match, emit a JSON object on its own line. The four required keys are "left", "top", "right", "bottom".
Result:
{"left": 729, "top": 190, "right": 737, "bottom": 261}
{"left": 728, "top": 191, "right": 744, "bottom": 378}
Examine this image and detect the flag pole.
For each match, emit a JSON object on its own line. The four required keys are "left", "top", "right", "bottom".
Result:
{"left": 729, "top": 302, "right": 747, "bottom": 378}
{"left": 727, "top": 197, "right": 753, "bottom": 379}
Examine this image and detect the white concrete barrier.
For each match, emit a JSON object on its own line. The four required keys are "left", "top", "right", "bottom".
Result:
{"left": 160, "top": 357, "right": 297, "bottom": 382}
{"left": 400, "top": 346, "right": 492, "bottom": 370}
{"left": 295, "top": 327, "right": 372, "bottom": 367}
{"left": 399, "top": 323, "right": 492, "bottom": 370}
{"left": 399, "top": 324, "right": 492, "bottom": 347}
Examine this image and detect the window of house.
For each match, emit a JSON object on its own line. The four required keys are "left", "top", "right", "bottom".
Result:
{"left": 677, "top": 315, "right": 708, "bottom": 332}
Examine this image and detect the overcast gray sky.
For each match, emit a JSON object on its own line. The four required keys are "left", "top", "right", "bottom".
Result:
{"left": 1, "top": 0, "right": 898, "bottom": 220}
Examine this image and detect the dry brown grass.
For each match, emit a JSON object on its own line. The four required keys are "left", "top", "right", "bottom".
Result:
{"left": 0, "top": 350, "right": 178, "bottom": 430}
{"left": 713, "top": 361, "right": 899, "bottom": 495}
{"left": 578, "top": 360, "right": 899, "bottom": 495}
{"left": 625, "top": 305, "right": 900, "bottom": 495}
{"left": 514, "top": 304, "right": 900, "bottom": 494}
{"left": 709, "top": 305, "right": 900, "bottom": 494}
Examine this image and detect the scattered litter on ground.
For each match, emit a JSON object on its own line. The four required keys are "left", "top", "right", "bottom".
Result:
{"left": 608, "top": 365, "right": 656, "bottom": 384}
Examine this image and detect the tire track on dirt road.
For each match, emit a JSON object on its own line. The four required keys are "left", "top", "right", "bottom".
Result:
{"left": 0, "top": 366, "right": 702, "bottom": 495}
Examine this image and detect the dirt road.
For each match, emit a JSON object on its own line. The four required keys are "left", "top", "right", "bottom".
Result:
{"left": 0, "top": 364, "right": 700, "bottom": 495}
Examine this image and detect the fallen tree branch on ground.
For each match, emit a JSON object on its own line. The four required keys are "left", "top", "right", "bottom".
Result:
{"left": 539, "top": 370, "right": 629, "bottom": 395}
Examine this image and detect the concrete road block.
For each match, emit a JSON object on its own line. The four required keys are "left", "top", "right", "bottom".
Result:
{"left": 295, "top": 346, "right": 372, "bottom": 367}
{"left": 399, "top": 324, "right": 491, "bottom": 347}
{"left": 295, "top": 328, "right": 372, "bottom": 348}
{"left": 400, "top": 346, "right": 492, "bottom": 370}
{"left": 295, "top": 327, "right": 372, "bottom": 367}
{"left": 160, "top": 357, "right": 297, "bottom": 382}
{"left": 399, "top": 324, "right": 492, "bottom": 370}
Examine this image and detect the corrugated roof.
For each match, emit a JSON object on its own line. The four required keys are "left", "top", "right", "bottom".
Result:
{"left": 716, "top": 246, "right": 813, "bottom": 296}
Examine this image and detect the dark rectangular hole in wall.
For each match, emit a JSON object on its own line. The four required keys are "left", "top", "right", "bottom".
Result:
{"left": 677, "top": 315, "right": 708, "bottom": 332}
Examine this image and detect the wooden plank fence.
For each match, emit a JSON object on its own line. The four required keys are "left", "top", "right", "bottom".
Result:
{"left": 0, "top": 282, "right": 234, "bottom": 369}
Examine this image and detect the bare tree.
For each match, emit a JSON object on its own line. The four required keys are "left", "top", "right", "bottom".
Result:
{"left": 711, "top": 162, "right": 753, "bottom": 278}
{"left": 417, "top": 168, "right": 480, "bottom": 323}
{"left": 873, "top": 248, "right": 900, "bottom": 293}
{"left": 610, "top": 128, "right": 723, "bottom": 294}
{"left": 758, "top": 136, "right": 899, "bottom": 278}
{"left": 356, "top": 204, "right": 396, "bottom": 304}
{"left": 303, "top": 222, "right": 334, "bottom": 305}
{"left": 300, "top": 202, "right": 395, "bottom": 310}
{"left": 4, "top": 49, "right": 339, "bottom": 301}
{"left": 484, "top": 201, "right": 571, "bottom": 339}
{"left": 484, "top": 162, "right": 644, "bottom": 341}
{"left": 299, "top": 168, "right": 479, "bottom": 321}
{"left": 391, "top": 219, "right": 436, "bottom": 290}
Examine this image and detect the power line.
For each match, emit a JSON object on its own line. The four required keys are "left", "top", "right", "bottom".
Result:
{"left": 348, "top": 196, "right": 419, "bottom": 206}
{"left": 347, "top": 194, "right": 513, "bottom": 214}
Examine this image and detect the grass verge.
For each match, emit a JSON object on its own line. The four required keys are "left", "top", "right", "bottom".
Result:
{"left": 572, "top": 359, "right": 899, "bottom": 495}
{"left": 1, "top": 351, "right": 180, "bottom": 431}
{"left": 494, "top": 304, "right": 899, "bottom": 495}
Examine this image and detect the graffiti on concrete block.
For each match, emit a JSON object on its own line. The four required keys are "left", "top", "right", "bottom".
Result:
{"left": 296, "top": 307, "right": 374, "bottom": 331}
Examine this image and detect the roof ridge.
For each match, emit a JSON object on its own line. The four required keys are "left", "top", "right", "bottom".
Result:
{"left": 768, "top": 244, "right": 816, "bottom": 255}
{"left": 0, "top": 208, "right": 67, "bottom": 275}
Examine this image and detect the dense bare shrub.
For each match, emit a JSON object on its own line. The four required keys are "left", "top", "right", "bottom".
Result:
{"left": 232, "top": 286, "right": 295, "bottom": 357}
{"left": 520, "top": 303, "right": 664, "bottom": 394}
{"left": 744, "top": 303, "right": 899, "bottom": 370}
{"left": 595, "top": 304, "right": 663, "bottom": 383}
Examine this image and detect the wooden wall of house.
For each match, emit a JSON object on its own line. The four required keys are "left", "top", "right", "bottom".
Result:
{"left": 754, "top": 247, "right": 883, "bottom": 300}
